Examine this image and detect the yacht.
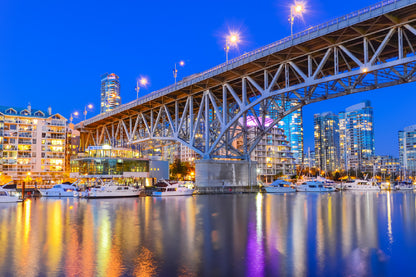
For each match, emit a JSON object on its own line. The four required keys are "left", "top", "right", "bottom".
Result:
{"left": 379, "top": 181, "right": 392, "bottom": 190}
{"left": 394, "top": 181, "right": 414, "bottom": 191}
{"left": 316, "top": 176, "right": 338, "bottom": 190}
{"left": 296, "top": 181, "right": 336, "bottom": 192}
{"left": 86, "top": 184, "right": 142, "bottom": 198}
{"left": 0, "top": 188, "right": 22, "bottom": 203}
{"left": 39, "top": 183, "right": 78, "bottom": 197}
{"left": 263, "top": 179, "right": 296, "bottom": 193}
{"left": 152, "top": 179, "right": 195, "bottom": 196}
{"left": 342, "top": 179, "right": 380, "bottom": 191}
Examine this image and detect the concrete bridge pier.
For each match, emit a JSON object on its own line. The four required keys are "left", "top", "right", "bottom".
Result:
{"left": 195, "top": 160, "right": 257, "bottom": 187}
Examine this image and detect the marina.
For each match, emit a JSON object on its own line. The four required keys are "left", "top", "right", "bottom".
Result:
{"left": 0, "top": 192, "right": 415, "bottom": 276}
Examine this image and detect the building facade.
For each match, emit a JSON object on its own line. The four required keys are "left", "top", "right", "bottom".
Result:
{"left": 277, "top": 101, "right": 303, "bottom": 165}
{"left": 372, "top": 155, "right": 400, "bottom": 177}
{"left": 70, "top": 145, "right": 169, "bottom": 186}
{"left": 246, "top": 121, "right": 294, "bottom": 183}
{"left": 0, "top": 105, "right": 67, "bottom": 183}
{"left": 339, "top": 101, "right": 375, "bottom": 171}
{"left": 399, "top": 124, "right": 416, "bottom": 175}
{"left": 100, "top": 73, "right": 121, "bottom": 113}
{"left": 314, "top": 112, "right": 340, "bottom": 172}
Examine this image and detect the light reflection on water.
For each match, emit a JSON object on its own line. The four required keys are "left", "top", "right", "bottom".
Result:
{"left": 0, "top": 192, "right": 415, "bottom": 276}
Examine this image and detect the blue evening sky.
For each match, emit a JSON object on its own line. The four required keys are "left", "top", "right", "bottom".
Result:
{"left": 0, "top": 0, "right": 414, "bottom": 157}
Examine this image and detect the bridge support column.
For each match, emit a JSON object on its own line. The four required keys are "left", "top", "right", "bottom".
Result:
{"left": 195, "top": 160, "right": 257, "bottom": 187}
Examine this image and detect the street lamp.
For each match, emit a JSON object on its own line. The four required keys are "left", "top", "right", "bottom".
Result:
{"left": 84, "top": 104, "right": 93, "bottom": 121}
{"left": 135, "top": 77, "right": 148, "bottom": 99}
{"left": 225, "top": 32, "right": 240, "bottom": 62}
{"left": 69, "top": 111, "right": 79, "bottom": 124}
{"left": 290, "top": 1, "right": 305, "bottom": 38}
{"left": 173, "top": 61, "right": 185, "bottom": 84}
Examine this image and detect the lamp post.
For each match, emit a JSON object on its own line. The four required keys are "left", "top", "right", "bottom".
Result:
{"left": 84, "top": 104, "right": 93, "bottom": 121}
{"left": 290, "top": 2, "right": 305, "bottom": 38}
{"left": 69, "top": 111, "right": 79, "bottom": 124}
{"left": 173, "top": 61, "right": 185, "bottom": 84}
{"left": 136, "top": 77, "right": 148, "bottom": 99}
{"left": 225, "top": 32, "right": 239, "bottom": 62}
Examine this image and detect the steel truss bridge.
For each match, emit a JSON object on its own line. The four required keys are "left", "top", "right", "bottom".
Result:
{"left": 78, "top": 0, "right": 416, "bottom": 160}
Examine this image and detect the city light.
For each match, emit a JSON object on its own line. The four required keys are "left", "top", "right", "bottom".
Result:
{"left": 173, "top": 61, "right": 185, "bottom": 84}
{"left": 84, "top": 104, "right": 93, "bottom": 121}
{"left": 139, "top": 77, "right": 148, "bottom": 86}
{"left": 136, "top": 77, "right": 149, "bottom": 99}
{"left": 70, "top": 111, "right": 79, "bottom": 123}
{"left": 225, "top": 31, "right": 240, "bottom": 62}
{"left": 290, "top": 1, "right": 306, "bottom": 37}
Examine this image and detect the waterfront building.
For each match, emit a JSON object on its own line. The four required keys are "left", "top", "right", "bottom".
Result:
{"left": 371, "top": 155, "right": 400, "bottom": 177}
{"left": 399, "top": 124, "right": 416, "bottom": 175}
{"left": 0, "top": 104, "right": 67, "bottom": 183}
{"left": 277, "top": 101, "right": 304, "bottom": 165}
{"left": 70, "top": 145, "right": 169, "bottom": 186}
{"left": 314, "top": 112, "right": 340, "bottom": 172}
{"left": 339, "top": 101, "right": 375, "bottom": 171}
{"left": 244, "top": 117, "right": 294, "bottom": 183}
{"left": 100, "top": 73, "right": 121, "bottom": 113}
{"left": 65, "top": 123, "right": 80, "bottom": 177}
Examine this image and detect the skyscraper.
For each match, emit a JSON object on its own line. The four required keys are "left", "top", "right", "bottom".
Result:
{"left": 100, "top": 73, "right": 121, "bottom": 113}
{"left": 314, "top": 112, "right": 340, "bottom": 172}
{"left": 399, "top": 124, "right": 416, "bottom": 175}
{"left": 339, "top": 101, "right": 375, "bottom": 171}
{"left": 277, "top": 101, "right": 303, "bottom": 164}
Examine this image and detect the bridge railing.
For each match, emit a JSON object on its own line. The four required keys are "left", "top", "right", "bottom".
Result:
{"left": 82, "top": 0, "right": 404, "bottom": 126}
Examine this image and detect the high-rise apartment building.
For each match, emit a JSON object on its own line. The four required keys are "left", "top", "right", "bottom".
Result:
{"left": 399, "top": 124, "right": 416, "bottom": 175}
{"left": 242, "top": 117, "right": 294, "bottom": 183}
{"left": 277, "top": 101, "right": 303, "bottom": 164}
{"left": 0, "top": 104, "right": 67, "bottom": 183}
{"left": 339, "top": 101, "right": 375, "bottom": 171}
{"left": 314, "top": 112, "right": 340, "bottom": 172}
{"left": 100, "top": 73, "right": 121, "bottom": 113}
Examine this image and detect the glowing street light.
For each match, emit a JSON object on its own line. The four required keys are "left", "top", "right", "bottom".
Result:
{"left": 225, "top": 32, "right": 240, "bottom": 62}
{"left": 69, "top": 111, "right": 79, "bottom": 124}
{"left": 290, "top": 1, "right": 305, "bottom": 38}
{"left": 173, "top": 60, "right": 185, "bottom": 84}
{"left": 136, "top": 77, "right": 149, "bottom": 99}
{"left": 84, "top": 104, "right": 93, "bottom": 121}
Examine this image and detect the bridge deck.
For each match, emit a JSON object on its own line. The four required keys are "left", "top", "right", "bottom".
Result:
{"left": 78, "top": 0, "right": 416, "bottom": 129}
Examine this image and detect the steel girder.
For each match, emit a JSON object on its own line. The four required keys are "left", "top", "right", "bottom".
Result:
{"left": 80, "top": 23, "right": 416, "bottom": 160}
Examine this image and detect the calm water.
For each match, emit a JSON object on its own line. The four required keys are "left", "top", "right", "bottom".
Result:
{"left": 0, "top": 192, "right": 415, "bottom": 276}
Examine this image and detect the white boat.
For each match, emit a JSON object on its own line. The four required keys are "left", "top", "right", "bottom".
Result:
{"left": 342, "top": 179, "right": 380, "bottom": 191}
{"left": 39, "top": 183, "right": 78, "bottom": 197}
{"left": 296, "top": 181, "right": 336, "bottom": 192}
{"left": 86, "top": 184, "right": 141, "bottom": 198}
{"left": 316, "top": 176, "right": 338, "bottom": 190}
{"left": 394, "top": 181, "right": 414, "bottom": 191}
{"left": 379, "top": 181, "right": 392, "bottom": 190}
{"left": 0, "top": 188, "right": 22, "bottom": 203}
{"left": 152, "top": 180, "right": 194, "bottom": 196}
{"left": 264, "top": 180, "right": 296, "bottom": 193}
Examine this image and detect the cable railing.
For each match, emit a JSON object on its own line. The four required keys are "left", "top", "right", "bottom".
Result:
{"left": 83, "top": 0, "right": 408, "bottom": 126}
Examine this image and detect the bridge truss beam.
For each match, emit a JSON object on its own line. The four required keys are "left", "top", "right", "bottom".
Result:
{"left": 80, "top": 23, "right": 416, "bottom": 160}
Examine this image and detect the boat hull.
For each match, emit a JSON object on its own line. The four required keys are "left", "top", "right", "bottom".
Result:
{"left": 296, "top": 187, "right": 335, "bottom": 192}
{"left": 0, "top": 196, "right": 21, "bottom": 203}
{"left": 39, "top": 190, "right": 75, "bottom": 197}
{"left": 152, "top": 190, "right": 194, "bottom": 196}
{"left": 87, "top": 191, "right": 141, "bottom": 198}
{"left": 264, "top": 187, "right": 296, "bottom": 193}
{"left": 343, "top": 185, "right": 380, "bottom": 191}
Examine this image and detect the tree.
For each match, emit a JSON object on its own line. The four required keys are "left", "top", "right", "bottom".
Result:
{"left": 170, "top": 158, "right": 192, "bottom": 180}
{"left": 0, "top": 174, "right": 12, "bottom": 186}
